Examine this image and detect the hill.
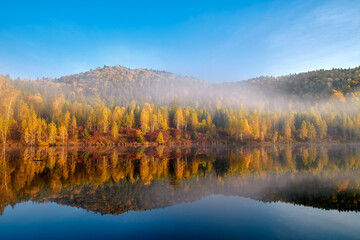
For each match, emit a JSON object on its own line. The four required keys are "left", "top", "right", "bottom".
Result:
{"left": 11, "top": 65, "right": 211, "bottom": 107}
{"left": 246, "top": 66, "right": 360, "bottom": 100}
{"left": 7, "top": 65, "right": 360, "bottom": 108}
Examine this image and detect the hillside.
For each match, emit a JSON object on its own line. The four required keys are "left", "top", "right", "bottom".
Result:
{"left": 246, "top": 66, "right": 360, "bottom": 100}
{"left": 0, "top": 74, "right": 19, "bottom": 112}
{"left": 8, "top": 65, "right": 360, "bottom": 108}
{"left": 11, "top": 65, "right": 211, "bottom": 106}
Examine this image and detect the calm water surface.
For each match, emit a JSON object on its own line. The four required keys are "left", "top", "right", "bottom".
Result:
{"left": 0, "top": 144, "right": 360, "bottom": 239}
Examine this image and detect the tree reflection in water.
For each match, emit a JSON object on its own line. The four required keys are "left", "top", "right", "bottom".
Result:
{"left": 1, "top": 144, "right": 360, "bottom": 215}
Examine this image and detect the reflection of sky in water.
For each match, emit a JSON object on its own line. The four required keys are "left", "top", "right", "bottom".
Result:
{"left": 1, "top": 196, "right": 360, "bottom": 240}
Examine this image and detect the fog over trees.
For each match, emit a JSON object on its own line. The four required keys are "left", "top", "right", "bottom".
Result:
{"left": 1, "top": 65, "right": 360, "bottom": 146}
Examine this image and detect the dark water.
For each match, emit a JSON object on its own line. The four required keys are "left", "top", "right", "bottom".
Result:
{"left": 0, "top": 144, "right": 360, "bottom": 239}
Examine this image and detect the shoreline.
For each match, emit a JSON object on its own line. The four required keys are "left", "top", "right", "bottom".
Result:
{"left": 2, "top": 139, "right": 354, "bottom": 150}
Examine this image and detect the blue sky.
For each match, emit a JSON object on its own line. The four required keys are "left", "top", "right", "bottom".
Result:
{"left": 0, "top": 0, "right": 359, "bottom": 82}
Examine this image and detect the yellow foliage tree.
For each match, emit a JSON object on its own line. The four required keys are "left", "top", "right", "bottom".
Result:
{"left": 174, "top": 107, "right": 184, "bottom": 130}
{"left": 156, "top": 131, "right": 165, "bottom": 144}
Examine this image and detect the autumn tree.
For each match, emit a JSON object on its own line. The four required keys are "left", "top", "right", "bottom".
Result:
{"left": 111, "top": 122, "right": 118, "bottom": 138}
{"left": 319, "top": 120, "right": 327, "bottom": 139}
{"left": 299, "top": 121, "right": 308, "bottom": 140}
{"left": 15, "top": 99, "right": 30, "bottom": 123}
{"left": 156, "top": 131, "right": 165, "bottom": 144}
{"left": 36, "top": 118, "right": 47, "bottom": 144}
{"left": 251, "top": 116, "right": 260, "bottom": 140}
{"left": 190, "top": 112, "right": 198, "bottom": 130}
{"left": 240, "top": 119, "right": 251, "bottom": 141}
{"left": 150, "top": 113, "right": 158, "bottom": 132}
{"left": 206, "top": 114, "right": 212, "bottom": 125}
{"left": 98, "top": 108, "right": 111, "bottom": 133}
{"left": 158, "top": 108, "right": 169, "bottom": 130}
{"left": 124, "top": 110, "right": 134, "bottom": 129}
{"left": 140, "top": 108, "right": 150, "bottom": 133}
{"left": 113, "top": 106, "right": 123, "bottom": 127}
{"left": 86, "top": 108, "right": 95, "bottom": 131}
{"left": 58, "top": 124, "right": 68, "bottom": 144}
{"left": 71, "top": 116, "right": 78, "bottom": 139}
{"left": 21, "top": 111, "right": 38, "bottom": 145}
{"left": 272, "top": 130, "right": 278, "bottom": 143}
{"left": 174, "top": 107, "right": 184, "bottom": 130}
{"left": 283, "top": 120, "right": 292, "bottom": 141}
{"left": 308, "top": 123, "right": 317, "bottom": 141}
{"left": 48, "top": 122, "right": 57, "bottom": 145}
{"left": 0, "top": 97, "right": 14, "bottom": 145}
{"left": 0, "top": 115, "right": 8, "bottom": 145}
{"left": 259, "top": 118, "right": 267, "bottom": 142}
{"left": 183, "top": 108, "right": 190, "bottom": 130}
{"left": 51, "top": 95, "right": 66, "bottom": 121}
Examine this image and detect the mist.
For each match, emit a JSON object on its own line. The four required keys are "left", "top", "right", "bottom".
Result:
{"left": 1, "top": 65, "right": 360, "bottom": 147}
{"left": 8, "top": 65, "right": 360, "bottom": 113}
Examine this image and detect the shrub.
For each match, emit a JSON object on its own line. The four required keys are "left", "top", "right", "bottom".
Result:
{"left": 83, "top": 129, "right": 90, "bottom": 139}
{"left": 191, "top": 131, "right": 198, "bottom": 140}
{"left": 136, "top": 135, "right": 144, "bottom": 143}
{"left": 82, "top": 152, "right": 90, "bottom": 161}
{"left": 171, "top": 129, "right": 181, "bottom": 137}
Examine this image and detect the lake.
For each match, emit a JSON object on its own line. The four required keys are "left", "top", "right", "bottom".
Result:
{"left": 0, "top": 144, "right": 360, "bottom": 239}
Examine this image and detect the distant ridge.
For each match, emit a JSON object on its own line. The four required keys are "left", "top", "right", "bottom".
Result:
{"left": 3, "top": 64, "right": 360, "bottom": 107}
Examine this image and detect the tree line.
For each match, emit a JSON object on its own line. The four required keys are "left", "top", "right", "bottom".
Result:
{"left": 2, "top": 67, "right": 360, "bottom": 146}
{"left": 1, "top": 94, "right": 360, "bottom": 145}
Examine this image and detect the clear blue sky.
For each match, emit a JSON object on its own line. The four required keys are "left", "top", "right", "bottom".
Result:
{"left": 0, "top": 0, "right": 359, "bottom": 82}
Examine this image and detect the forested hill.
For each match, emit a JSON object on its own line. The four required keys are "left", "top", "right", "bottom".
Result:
{"left": 4, "top": 65, "right": 360, "bottom": 108}
{"left": 56, "top": 65, "right": 203, "bottom": 86}
{"left": 11, "top": 65, "right": 211, "bottom": 106}
{"left": 245, "top": 66, "right": 360, "bottom": 100}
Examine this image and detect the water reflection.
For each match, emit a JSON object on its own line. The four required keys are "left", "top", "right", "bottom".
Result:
{"left": 1, "top": 144, "right": 360, "bottom": 215}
